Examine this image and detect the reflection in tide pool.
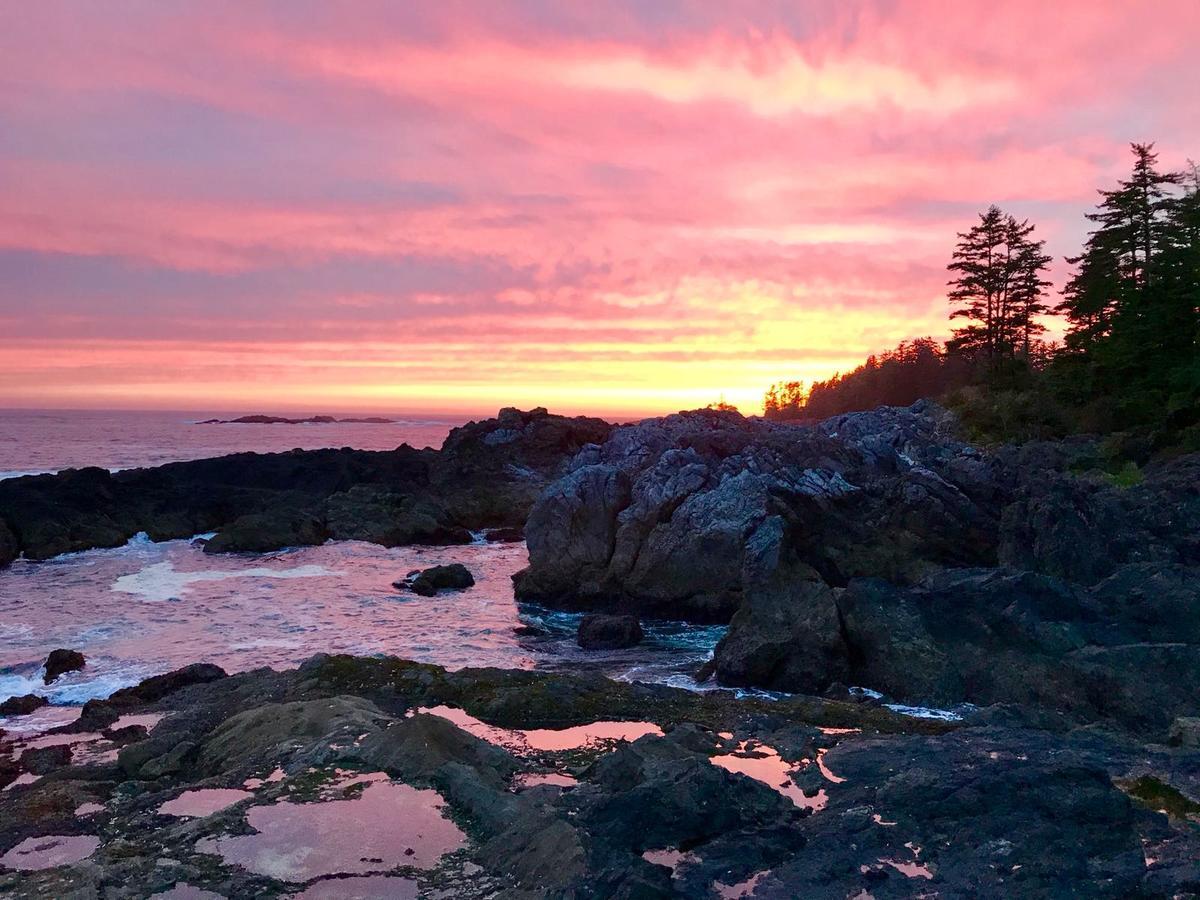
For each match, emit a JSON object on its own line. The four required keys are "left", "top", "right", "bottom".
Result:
{"left": 0, "top": 835, "right": 101, "bottom": 871}
{"left": 711, "top": 741, "right": 827, "bottom": 811}
{"left": 159, "top": 788, "right": 253, "bottom": 818}
{"left": 0, "top": 537, "right": 727, "bottom": 708}
{"left": 195, "top": 776, "right": 464, "bottom": 881}
{"left": 418, "top": 705, "right": 662, "bottom": 751}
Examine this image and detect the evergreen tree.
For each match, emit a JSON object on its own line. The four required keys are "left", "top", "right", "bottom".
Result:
{"left": 946, "top": 205, "right": 1051, "bottom": 367}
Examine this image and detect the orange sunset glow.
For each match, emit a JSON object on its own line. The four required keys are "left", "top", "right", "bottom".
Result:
{"left": 2, "top": 2, "right": 1199, "bottom": 416}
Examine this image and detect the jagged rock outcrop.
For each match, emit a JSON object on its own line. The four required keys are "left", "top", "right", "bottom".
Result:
{"left": 519, "top": 401, "right": 1200, "bottom": 732}
{"left": 0, "top": 408, "right": 611, "bottom": 563}
{"left": 516, "top": 401, "right": 1001, "bottom": 621}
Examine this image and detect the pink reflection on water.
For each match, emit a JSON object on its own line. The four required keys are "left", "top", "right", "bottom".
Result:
{"left": 643, "top": 847, "right": 699, "bottom": 875}
{"left": 710, "top": 742, "right": 826, "bottom": 811}
{"left": 151, "top": 884, "right": 226, "bottom": 899}
{"left": 0, "top": 834, "right": 100, "bottom": 870}
{"left": 196, "top": 777, "right": 464, "bottom": 881}
{"left": 243, "top": 766, "right": 286, "bottom": 789}
{"left": 418, "top": 705, "right": 661, "bottom": 752}
{"left": 714, "top": 869, "right": 768, "bottom": 898}
{"left": 75, "top": 802, "right": 105, "bottom": 816}
{"left": 159, "top": 788, "right": 253, "bottom": 818}
{"left": 882, "top": 858, "right": 934, "bottom": 879}
{"left": 511, "top": 772, "right": 577, "bottom": 791}
{"left": 294, "top": 876, "right": 419, "bottom": 899}
{"left": 816, "top": 748, "right": 846, "bottom": 784}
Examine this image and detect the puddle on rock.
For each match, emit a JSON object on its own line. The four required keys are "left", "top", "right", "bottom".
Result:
{"left": 4, "top": 773, "right": 40, "bottom": 791}
{"left": 196, "top": 775, "right": 464, "bottom": 881}
{"left": 714, "top": 869, "right": 769, "bottom": 898}
{"left": 882, "top": 857, "right": 934, "bottom": 879}
{"left": 816, "top": 748, "right": 846, "bottom": 784}
{"left": 643, "top": 848, "right": 699, "bottom": 876}
{"left": 0, "top": 834, "right": 101, "bottom": 870}
{"left": 511, "top": 772, "right": 577, "bottom": 791}
{"left": 294, "top": 875, "right": 420, "bottom": 898}
{"left": 243, "top": 766, "right": 286, "bottom": 789}
{"left": 151, "top": 884, "right": 226, "bottom": 899}
{"left": 417, "top": 705, "right": 661, "bottom": 752}
{"left": 75, "top": 802, "right": 105, "bottom": 817}
{"left": 159, "top": 788, "right": 254, "bottom": 818}
{"left": 710, "top": 741, "right": 826, "bottom": 811}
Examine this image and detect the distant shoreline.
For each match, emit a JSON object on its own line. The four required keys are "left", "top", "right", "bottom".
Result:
{"left": 196, "top": 414, "right": 396, "bottom": 425}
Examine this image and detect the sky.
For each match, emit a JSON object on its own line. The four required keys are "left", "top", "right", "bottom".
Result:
{"left": 1, "top": 2, "right": 1198, "bottom": 417}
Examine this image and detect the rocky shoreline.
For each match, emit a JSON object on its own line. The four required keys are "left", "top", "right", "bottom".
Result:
{"left": 4, "top": 655, "right": 1200, "bottom": 897}
{"left": 2, "top": 402, "right": 1200, "bottom": 896}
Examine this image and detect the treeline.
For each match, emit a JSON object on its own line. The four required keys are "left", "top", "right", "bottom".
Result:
{"left": 765, "top": 143, "right": 1200, "bottom": 450}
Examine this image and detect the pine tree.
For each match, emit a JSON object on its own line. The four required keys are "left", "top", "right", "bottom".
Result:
{"left": 946, "top": 205, "right": 1051, "bottom": 368}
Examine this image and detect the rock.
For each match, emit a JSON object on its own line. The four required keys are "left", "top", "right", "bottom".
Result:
{"left": 517, "top": 403, "right": 1000, "bottom": 622}
{"left": 20, "top": 744, "right": 72, "bottom": 774}
{"left": 712, "top": 561, "right": 849, "bottom": 693}
{"left": 0, "top": 408, "right": 611, "bottom": 565}
{"left": 0, "top": 695, "right": 48, "bottom": 717}
{"left": 203, "top": 509, "right": 328, "bottom": 554}
{"left": 0, "top": 518, "right": 16, "bottom": 567}
{"left": 577, "top": 614, "right": 643, "bottom": 650}
{"left": 53, "top": 698, "right": 119, "bottom": 733}
{"left": 352, "top": 713, "right": 520, "bottom": 787}
{"left": 43, "top": 649, "right": 85, "bottom": 684}
{"left": 102, "top": 724, "right": 149, "bottom": 746}
{"left": 486, "top": 526, "right": 525, "bottom": 543}
{"left": 395, "top": 563, "right": 475, "bottom": 596}
{"left": 108, "top": 663, "right": 227, "bottom": 706}
{"left": 1169, "top": 717, "right": 1200, "bottom": 748}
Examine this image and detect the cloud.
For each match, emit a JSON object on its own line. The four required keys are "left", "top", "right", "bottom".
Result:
{"left": 1, "top": 1, "right": 1197, "bottom": 413}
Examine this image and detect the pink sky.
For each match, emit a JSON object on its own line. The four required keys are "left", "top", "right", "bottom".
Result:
{"left": 2, "top": 2, "right": 1198, "bottom": 416}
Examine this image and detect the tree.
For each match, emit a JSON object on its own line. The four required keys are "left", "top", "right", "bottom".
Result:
{"left": 946, "top": 206, "right": 1051, "bottom": 368}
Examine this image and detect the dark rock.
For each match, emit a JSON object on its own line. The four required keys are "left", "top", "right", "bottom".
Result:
{"left": 513, "top": 625, "right": 548, "bottom": 637}
{"left": 101, "top": 724, "right": 149, "bottom": 746}
{"left": 577, "top": 614, "right": 643, "bottom": 650}
{"left": 395, "top": 563, "right": 475, "bottom": 596}
{"left": 517, "top": 403, "right": 1000, "bottom": 622}
{"left": 0, "top": 408, "right": 611, "bottom": 565}
{"left": 0, "top": 694, "right": 48, "bottom": 717}
{"left": 0, "top": 517, "right": 17, "bottom": 567}
{"left": 43, "top": 648, "right": 86, "bottom": 684}
{"left": 53, "top": 698, "right": 119, "bottom": 733}
{"left": 1169, "top": 717, "right": 1200, "bottom": 749}
{"left": 107, "top": 662, "right": 227, "bottom": 706}
{"left": 204, "top": 509, "right": 328, "bottom": 554}
{"left": 486, "top": 526, "right": 525, "bottom": 543}
{"left": 20, "top": 744, "right": 72, "bottom": 774}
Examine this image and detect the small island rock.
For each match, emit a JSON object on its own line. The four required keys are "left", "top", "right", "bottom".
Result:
{"left": 577, "top": 614, "right": 643, "bottom": 650}
{"left": 43, "top": 649, "right": 86, "bottom": 684}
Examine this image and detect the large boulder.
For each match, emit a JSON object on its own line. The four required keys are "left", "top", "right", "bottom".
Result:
{"left": 517, "top": 403, "right": 999, "bottom": 622}
{"left": 577, "top": 614, "right": 643, "bottom": 650}
{"left": 0, "top": 695, "right": 48, "bottom": 717}
{"left": 397, "top": 563, "right": 476, "bottom": 596}
{"left": 43, "top": 649, "right": 86, "bottom": 684}
{"left": 203, "top": 508, "right": 328, "bottom": 554}
{"left": 0, "top": 518, "right": 17, "bottom": 567}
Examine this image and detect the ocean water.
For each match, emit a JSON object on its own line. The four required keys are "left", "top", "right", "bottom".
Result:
{"left": 0, "top": 534, "right": 726, "bottom": 707}
{"left": 0, "top": 408, "right": 467, "bottom": 478}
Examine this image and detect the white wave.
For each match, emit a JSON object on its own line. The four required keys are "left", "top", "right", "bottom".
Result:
{"left": 111, "top": 560, "right": 332, "bottom": 602}
{"left": 884, "top": 703, "right": 968, "bottom": 722}
{"left": 0, "top": 659, "right": 160, "bottom": 709}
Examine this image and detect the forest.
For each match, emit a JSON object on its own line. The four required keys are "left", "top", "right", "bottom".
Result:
{"left": 764, "top": 144, "right": 1200, "bottom": 454}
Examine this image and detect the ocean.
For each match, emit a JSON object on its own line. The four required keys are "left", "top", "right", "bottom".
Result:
{"left": 0, "top": 408, "right": 468, "bottom": 479}
{"left": 0, "top": 408, "right": 728, "bottom": 708}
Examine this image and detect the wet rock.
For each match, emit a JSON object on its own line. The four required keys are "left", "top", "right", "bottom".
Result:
{"left": 352, "top": 713, "right": 519, "bottom": 788}
{"left": 102, "top": 724, "right": 149, "bottom": 746}
{"left": 577, "top": 614, "right": 643, "bottom": 650}
{"left": 196, "top": 696, "right": 393, "bottom": 776}
{"left": 107, "top": 663, "right": 227, "bottom": 706}
{"left": 0, "top": 695, "right": 48, "bottom": 717}
{"left": 395, "top": 563, "right": 475, "bottom": 596}
{"left": 1169, "top": 717, "right": 1200, "bottom": 748}
{"left": 203, "top": 509, "right": 328, "bottom": 554}
{"left": 486, "top": 526, "right": 525, "bottom": 543}
{"left": 42, "top": 649, "right": 85, "bottom": 684}
{"left": 0, "top": 408, "right": 610, "bottom": 565}
{"left": 20, "top": 744, "right": 72, "bottom": 775}
{"left": 0, "top": 517, "right": 16, "bottom": 568}
{"left": 51, "top": 698, "right": 119, "bottom": 734}
{"left": 325, "top": 486, "right": 472, "bottom": 547}
{"left": 517, "top": 403, "right": 1000, "bottom": 622}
